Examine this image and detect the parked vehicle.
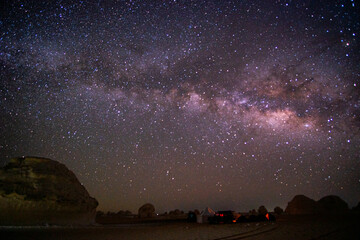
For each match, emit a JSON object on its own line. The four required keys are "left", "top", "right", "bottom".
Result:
{"left": 209, "top": 211, "right": 238, "bottom": 224}
{"left": 237, "top": 213, "right": 276, "bottom": 222}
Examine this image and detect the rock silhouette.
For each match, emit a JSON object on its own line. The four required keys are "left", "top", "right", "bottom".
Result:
{"left": 285, "top": 195, "right": 318, "bottom": 215}
{"left": 317, "top": 195, "right": 348, "bottom": 214}
{"left": 285, "top": 194, "right": 350, "bottom": 215}
{"left": 258, "top": 205, "right": 268, "bottom": 215}
{"left": 138, "top": 203, "right": 155, "bottom": 218}
{"left": 0, "top": 156, "right": 98, "bottom": 225}
{"left": 169, "top": 209, "right": 184, "bottom": 216}
{"left": 274, "top": 206, "right": 284, "bottom": 215}
{"left": 352, "top": 202, "right": 360, "bottom": 212}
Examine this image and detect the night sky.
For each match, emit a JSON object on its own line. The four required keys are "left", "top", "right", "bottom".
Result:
{"left": 1, "top": 0, "right": 359, "bottom": 213}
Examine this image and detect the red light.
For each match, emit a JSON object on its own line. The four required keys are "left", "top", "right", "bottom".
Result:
{"left": 220, "top": 214, "right": 224, "bottom": 217}
{"left": 265, "top": 213, "right": 269, "bottom": 220}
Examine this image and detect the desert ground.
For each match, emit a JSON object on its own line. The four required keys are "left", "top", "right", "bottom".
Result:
{"left": 0, "top": 214, "right": 359, "bottom": 240}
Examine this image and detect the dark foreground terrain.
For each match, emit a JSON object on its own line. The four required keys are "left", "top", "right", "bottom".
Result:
{"left": 0, "top": 214, "right": 359, "bottom": 240}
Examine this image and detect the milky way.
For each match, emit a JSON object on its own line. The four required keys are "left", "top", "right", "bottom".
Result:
{"left": 1, "top": 0, "right": 359, "bottom": 212}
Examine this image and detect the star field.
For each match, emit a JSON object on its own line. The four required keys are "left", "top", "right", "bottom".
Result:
{"left": 1, "top": 0, "right": 359, "bottom": 212}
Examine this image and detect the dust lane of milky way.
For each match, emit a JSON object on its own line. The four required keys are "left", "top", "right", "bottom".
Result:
{"left": 0, "top": 0, "right": 359, "bottom": 212}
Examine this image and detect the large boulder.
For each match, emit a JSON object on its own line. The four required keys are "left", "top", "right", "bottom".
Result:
{"left": 285, "top": 195, "right": 318, "bottom": 215}
{"left": 258, "top": 205, "right": 268, "bottom": 215}
{"left": 274, "top": 206, "right": 284, "bottom": 215}
{"left": 138, "top": 203, "right": 155, "bottom": 218}
{"left": 352, "top": 202, "right": 360, "bottom": 212}
{"left": 317, "top": 195, "right": 349, "bottom": 214}
{"left": 0, "top": 157, "right": 98, "bottom": 225}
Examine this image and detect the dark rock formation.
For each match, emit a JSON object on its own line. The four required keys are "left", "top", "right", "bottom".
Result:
{"left": 249, "top": 209, "right": 257, "bottom": 215}
{"left": 285, "top": 195, "right": 318, "bottom": 215}
{"left": 0, "top": 157, "right": 98, "bottom": 225}
{"left": 169, "top": 209, "right": 183, "bottom": 216}
{"left": 258, "top": 205, "right": 268, "bottom": 215}
{"left": 352, "top": 202, "right": 360, "bottom": 212}
{"left": 317, "top": 195, "right": 349, "bottom": 214}
{"left": 285, "top": 194, "right": 350, "bottom": 215}
{"left": 117, "top": 210, "right": 132, "bottom": 216}
{"left": 274, "top": 206, "right": 284, "bottom": 215}
{"left": 138, "top": 203, "right": 155, "bottom": 218}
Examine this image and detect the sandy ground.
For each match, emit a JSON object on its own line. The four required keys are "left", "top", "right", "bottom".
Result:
{"left": 0, "top": 215, "right": 359, "bottom": 240}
